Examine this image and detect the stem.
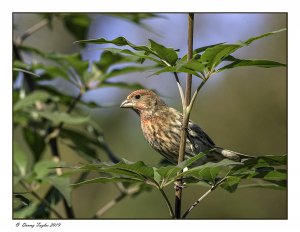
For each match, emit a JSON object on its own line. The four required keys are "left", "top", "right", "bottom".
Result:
{"left": 181, "top": 178, "right": 227, "bottom": 219}
{"left": 187, "top": 78, "right": 207, "bottom": 114}
{"left": 19, "top": 181, "right": 63, "bottom": 219}
{"left": 174, "top": 13, "right": 194, "bottom": 219}
{"left": 159, "top": 188, "right": 175, "bottom": 218}
{"left": 45, "top": 92, "right": 83, "bottom": 218}
{"left": 94, "top": 193, "right": 126, "bottom": 218}
{"left": 173, "top": 72, "right": 185, "bottom": 109}
{"left": 15, "top": 18, "right": 50, "bottom": 45}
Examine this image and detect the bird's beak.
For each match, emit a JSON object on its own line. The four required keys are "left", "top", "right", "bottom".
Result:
{"left": 120, "top": 99, "right": 133, "bottom": 108}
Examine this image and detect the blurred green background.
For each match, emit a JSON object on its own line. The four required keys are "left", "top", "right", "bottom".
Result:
{"left": 13, "top": 13, "right": 287, "bottom": 218}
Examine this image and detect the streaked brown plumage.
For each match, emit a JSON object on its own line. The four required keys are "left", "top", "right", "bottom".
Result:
{"left": 120, "top": 89, "right": 251, "bottom": 165}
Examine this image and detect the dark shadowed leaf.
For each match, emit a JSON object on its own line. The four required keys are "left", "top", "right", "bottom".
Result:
{"left": 221, "top": 176, "right": 241, "bottom": 193}
{"left": 61, "top": 14, "right": 90, "bottom": 41}
{"left": 46, "top": 176, "right": 72, "bottom": 207}
{"left": 96, "top": 50, "right": 142, "bottom": 73}
{"left": 75, "top": 37, "right": 154, "bottom": 55}
{"left": 22, "top": 127, "right": 45, "bottom": 161}
{"left": 110, "top": 13, "right": 162, "bottom": 26}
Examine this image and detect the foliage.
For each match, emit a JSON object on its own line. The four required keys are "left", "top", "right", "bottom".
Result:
{"left": 13, "top": 13, "right": 286, "bottom": 219}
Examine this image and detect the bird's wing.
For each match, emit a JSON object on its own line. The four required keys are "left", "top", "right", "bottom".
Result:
{"left": 186, "top": 120, "right": 215, "bottom": 154}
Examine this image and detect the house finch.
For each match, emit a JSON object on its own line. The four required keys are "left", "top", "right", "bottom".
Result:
{"left": 120, "top": 89, "right": 251, "bottom": 165}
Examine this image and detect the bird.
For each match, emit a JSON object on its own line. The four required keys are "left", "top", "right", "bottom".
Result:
{"left": 120, "top": 89, "right": 251, "bottom": 166}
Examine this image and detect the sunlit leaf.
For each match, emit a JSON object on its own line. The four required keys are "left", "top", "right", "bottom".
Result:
{"left": 200, "top": 28, "right": 286, "bottom": 70}
{"left": 33, "top": 160, "right": 59, "bottom": 180}
{"left": 148, "top": 39, "right": 178, "bottom": 65}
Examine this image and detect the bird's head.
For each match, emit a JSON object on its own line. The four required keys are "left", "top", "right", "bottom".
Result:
{"left": 120, "top": 89, "right": 166, "bottom": 115}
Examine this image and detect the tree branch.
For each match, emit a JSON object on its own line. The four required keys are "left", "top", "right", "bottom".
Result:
{"left": 182, "top": 178, "right": 227, "bottom": 219}
{"left": 19, "top": 181, "right": 63, "bottom": 219}
{"left": 15, "top": 17, "right": 50, "bottom": 45}
{"left": 174, "top": 13, "right": 194, "bottom": 219}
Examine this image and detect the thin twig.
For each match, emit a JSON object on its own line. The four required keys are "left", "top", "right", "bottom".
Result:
{"left": 94, "top": 193, "right": 126, "bottom": 218}
{"left": 174, "top": 12, "right": 194, "bottom": 219}
{"left": 159, "top": 188, "right": 175, "bottom": 218}
{"left": 181, "top": 178, "right": 227, "bottom": 219}
{"left": 173, "top": 72, "right": 185, "bottom": 109}
{"left": 15, "top": 18, "right": 50, "bottom": 45}
{"left": 45, "top": 92, "right": 83, "bottom": 218}
{"left": 19, "top": 181, "right": 63, "bottom": 219}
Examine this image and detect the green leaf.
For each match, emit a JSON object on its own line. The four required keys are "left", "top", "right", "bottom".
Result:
{"left": 46, "top": 53, "right": 89, "bottom": 77}
{"left": 96, "top": 50, "right": 142, "bottom": 72}
{"left": 104, "top": 48, "right": 163, "bottom": 65}
{"left": 13, "top": 142, "right": 28, "bottom": 176}
{"left": 73, "top": 176, "right": 144, "bottom": 187}
{"left": 14, "top": 202, "right": 39, "bottom": 219}
{"left": 177, "top": 153, "right": 206, "bottom": 169}
{"left": 46, "top": 176, "right": 72, "bottom": 207}
{"left": 75, "top": 37, "right": 154, "bottom": 55}
{"left": 60, "top": 128, "right": 99, "bottom": 162}
{"left": 13, "top": 68, "right": 40, "bottom": 77}
{"left": 218, "top": 59, "right": 286, "bottom": 72}
{"left": 181, "top": 42, "right": 225, "bottom": 61}
{"left": 100, "top": 65, "right": 156, "bottom": 81}
{"left": 32, "top": 187, "right": 61, "bottom": 218}
{"left": 14, "top": 91, "right": 51, "bottom": 112}
{"left": 110, "top": 13, "right": 162, "bottom": 26}
{"left": 238, "top": 182, "right": 285, "bottom": 190}
{"left": 259, "top": 169, "right": 287, "bottom": 181}
{"left": 36, "top": 111, "right": 90, "bottom": 125}
{"left": 200, "top": 28, "right": 286, "bottom": 70}
{"left": 31, "top": 63, "right": 69, "bottom": 80}
{"left": 183, "top": 159, "right": 242, "bottom": 183}
{"left": 22, "top": 127, "right": 45, "bottom": 161}
{"left": 101, "top": 81, "right": 145, "bottom": 90}
{"left": 61, "top": 14, "right": 90, "bottom": 41}
{"left": 200, "top": 44, "right": 242, "bottom": 70}
{"left": 148, "top": 66, "right": 175, "bottom": 77}
{"left": 33, "top": 160, "right": 59, "bottom": 180}
{"left": 221, "top": 176, "right": 241, "bottom": 193}
{"left": 156, "top": 166, "right": 180, "bottom": 183}
{"left": 77, "top": 160, "right": 159, "bottom": 185}
{"left": 148, "top": 39, "right": 178, "bottom": 65}
{"left": 243, "top": 28, "right": 286, "bottom": 46}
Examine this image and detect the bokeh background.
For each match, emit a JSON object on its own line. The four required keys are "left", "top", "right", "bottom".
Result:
{"left": 13, "top": 13, "right": 287, "bottom": 218}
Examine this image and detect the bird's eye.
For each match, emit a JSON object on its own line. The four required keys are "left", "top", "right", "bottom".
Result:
{"left": 134, "top": 94, "right": 141, "bottom": 99}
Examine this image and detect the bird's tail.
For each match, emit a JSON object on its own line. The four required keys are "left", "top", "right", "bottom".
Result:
{"left": 215, "top": 147, "right": 253, "bottom": 162}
